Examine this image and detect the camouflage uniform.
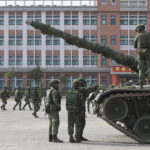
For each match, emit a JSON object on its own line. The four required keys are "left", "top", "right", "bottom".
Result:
{"left": 0, "top": 86, "right": 9, "bottom": 110}
{"left": 78, "top": 79, "right": 98, "bottom": 141}
{"left": 66, "top": 79, "right": 83, "bottom": 143}
{"left": 134, "top": 24, "right": 150, "bottom": 88}
{"left": 13, "top": 87, "right": 22, "bottom": 110}
{"left": 22, "top": 87, "right": 32, "bottom": 110}
{"left": 32, "top": 86, "right": 41, "bottom": 118}
{"left": 47, "top": 80, "right": 63, "bottom": 143}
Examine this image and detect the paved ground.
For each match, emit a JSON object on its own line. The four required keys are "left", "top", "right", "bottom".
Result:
{"left": 0, "top": 98, "right": 150, "bottom": 150}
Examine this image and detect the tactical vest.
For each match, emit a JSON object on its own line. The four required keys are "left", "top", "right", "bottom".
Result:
{"left": 137, "top": 32, "right": 150, "bottom": 49}
{"left": 66, "top": 90, "right": 81, "bottom": 111}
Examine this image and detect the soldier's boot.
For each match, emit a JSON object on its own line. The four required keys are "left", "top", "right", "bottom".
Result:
{"left": 49, "top": 135, "right": 53, "bottom": 142}
{"left": 81, "top": 136, "right": 88, "bottom": 141}
{"left": 1, "top": 105, "right": 4, "bottom": 110}
{"left": 32, "top": 112, "right": 36, "bottom": 117}
{"left": 52, "top": 135, "right": 63, "bottom": 143}
{"left": 74, "top": 135, "right": 81, "bottom": 143}
{"left": 13, "top": 106, "right": 16, "bottom": 110}
{"left": 69, "top": 135, "right": 75, "bottom": 143}
{"left": 3, "top": 105, "right": 7, "bottom": 111}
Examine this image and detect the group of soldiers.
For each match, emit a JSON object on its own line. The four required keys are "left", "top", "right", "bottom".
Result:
{"left": 46, "top": 78, "right": 99, "bottom": 143}
{"left": 0, "top": 86, "right": 41, "bottom": 118}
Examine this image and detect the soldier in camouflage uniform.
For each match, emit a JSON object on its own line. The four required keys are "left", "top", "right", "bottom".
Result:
{"left": 32, "top": 86, "right": 41, "bottom": 118}
{"left": 13, "top": 86, "right": 23, "bottom": 110}
{"left": 22, "top": 87, "right": 32, "bottom": 110}
{"left": 0, "top": 86, "right": 9, "bottom": 110}
{"left": 66, "top": 79, "right": 83, "bottom": 143}
{"left": 78, "top": 78, "right": 98, "bottom": 141}
{"left": 134, "top": 24, "right": 150, "bottom": 88}
{"left": 47, "top": 80, "right": 63, "bottom": 143}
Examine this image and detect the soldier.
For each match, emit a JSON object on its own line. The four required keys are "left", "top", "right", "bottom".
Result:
{"left": 66, "top": 79, "right": 83, "bottom": 143}
{"left": 47, "top": 80, "right": 63, "bottom": 143}
{"left": 0, "top": 86, "right": 9, "bottom": 110}
{"left": 78, "top": 78, "right": 99, "bottom": 141}
{"left": 134, "top": 24, "right": 150, "bottom": 88}
{"left": 22, "top": 87, "right": 32, "bottom": 110}
{"left": 32, "top": 86, "right": 41, "bottom": 118}
{"left": 13, "top": 86, "right": 23, "bottom": 110}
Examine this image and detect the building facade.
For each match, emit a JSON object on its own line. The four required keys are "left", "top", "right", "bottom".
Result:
{"left": 0, "top": 0, "right": 149, "bottom": 89}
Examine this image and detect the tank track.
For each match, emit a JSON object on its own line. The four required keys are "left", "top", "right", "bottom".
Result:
{"left": 99, "top": 89, "right": 150, "bottom": 144}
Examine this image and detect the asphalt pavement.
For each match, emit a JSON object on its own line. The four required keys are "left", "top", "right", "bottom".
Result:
{"left": 0, "top": 98, "right": 150, "bottom": 150}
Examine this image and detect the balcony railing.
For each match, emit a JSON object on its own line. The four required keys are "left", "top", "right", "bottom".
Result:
{"left": 0, "top": 0, "right": 97, "bottom": 7}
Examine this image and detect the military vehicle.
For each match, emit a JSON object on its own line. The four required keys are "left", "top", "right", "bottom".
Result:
{"left": 26, "top": 21, "right": 150, "bottom": 143}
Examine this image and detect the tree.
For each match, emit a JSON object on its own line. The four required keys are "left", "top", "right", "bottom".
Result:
{"left": 6, "top": 70, "right": 16, "bottom": 90}
{"left": 27, "top": 66, "right": 43, "bottom": 87}
{"left": 26, "top": 20, "right": 138, "bottom": 73}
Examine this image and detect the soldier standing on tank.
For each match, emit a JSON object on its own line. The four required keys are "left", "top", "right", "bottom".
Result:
{"left": 47, "top": 80, "right": 63, "bottom": 143}
{"left": 66, "top": 79, "right": 83, "bottom": 143}
{"left": 134, "top": 24, "right": 150, "bottom": 89}
{"left": 22, "top": 87, "right": 32, "bottom": 110}
{"left": 0, "top": 86, "right": 9, "bottom": 110}
{"left": 78, "top": 78, "right": 99, "bottom": 141}
{"left": 13, "top": 86, "right": 23, "bottom": 110}
{"left": 32, "top": 86, "right": 41, "bottom": 118}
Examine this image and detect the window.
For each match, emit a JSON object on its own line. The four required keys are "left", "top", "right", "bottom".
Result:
{"left": 111, "top": 35, "right": 116, "bottom": 45}
{"left": 130, "top": 36, "right": 135, "bottom": 45}
{"left": 53, "top": 55, "right": 60, "bottom": 65}
{"left": 101, "top": 35, "right": 107, "bottom": 45}
{"left": 83, "top": 16, "right": 89, "bottom": 25}
{"left": 27, "top": 36, "right": 34, "bottom": 45}
{"left": 101, "top": 15, "right": 107, "bottom": 25}
{"left": 0, "top": 76, "right": 4, "bottom": 89}
{"left": 64, "top": 16, "right": 71, "bottom": 25}
{"left": 72, "top": 15, "right": 78, "bottom": 25}
{"left": 91, "top": 16, "right": 97, "bottom": 25}
{"left": 53, "top": 37, "right": 60, "bottom": 45}
{"left": 16, "top": 56, "right": 22, "bottom": 65}
{"left": 46, "top": 36, "right": 52, "bottom": 45}
{"left": 91, "top": 35, "right": 97, "bottom": 43}
{"left": 0, "top": 36, "right": 4, "bottom": 45}
{"left": 9, "top": 36, "right": 15, "bottom": 45}
{"left": 35, "top": 55, "right": 41, "bottom": 65}
{"left": 53, "top": 16, "right": 60, "bottom": 25}
{"left": 65, "top": 55, "right": 71, "bottom": 65}
{"left": 9, "top": 15, "right": 15, "bottom": 25}
{"left": 27, "top": 56, "right": 34, "bottom": 65}
{"left": 46, "top": 56, "right": 52, "bottom": 65}
{"left": 16, "top": 36, "right": 22, "bottom": 45}
{"left": 101, "top": 0, "right": 107, "bottom": 5}
{"left": 9, "top": 56, "right": 15, "bottom": 65}
{"left": 46, "top": 15, "right": 52, "bottom": 25}
{"left": 35, "top": 15, "right": 41, "bottom": 23}
{"left": 0, "top": 16, "right": 4, "bottom": 25}
{"left": 16, "top": 76, "right": 23, "bottom": 88}
{"left": 84, "top": 76, "right": 97, "bottom": 87}
{"left": 101, "top": 76, "right": 107, "bottom": 87}
{"left": 72, "top": 55, "right": 79, "bottom": 65}
{"left": 64, "top": 76, "right": 78, "bottom": 89}
{"left": 129, "top": 16, "right": 137, "bottom": 25}
{"left": 16, "top": 15, "right": 22, "bottom": 25}
{"left": 0, "top": 56, "right": 4, "bottom": 65}
{"left": 35, "top": 36, "right": 41, "bottom": 45}
{"left": 102, "top": 56, "right": 107, "bottom": 65}
{"left": 139, "top": 16, "right": 147, "bottom": 25}
{"left": 83, "top": 55, "right": 90, "bottom": 65}
{"left": 120, "top": 36, "right": 128, "bottom": 45}
{"left": 83, "top": 35, "right": 89, "bottom": 41}
{"left": 91, "top": 55, "right": 97, "bottom": 65}
{"left": 27, "top": 15, "right": 34, "bottom": 21}
{"left": 111, "top": 16, "right": 116, "bottom": 25}
{"left": 120, "top": 16, "right": 128, "bottom": 25}
{"left": 111, "top": 0, "right": 116, "bottom": 5}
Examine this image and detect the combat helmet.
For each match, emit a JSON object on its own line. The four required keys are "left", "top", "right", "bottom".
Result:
{"left": 49, "top": 79, "right": 59, "bottom": 86}
{"left": 135, "top": 24, "right": 145, "bottom": 32}
{"left": 72, "top": 79, "right": 79, "bottom": 87}
{"left": 78, "top": 78, "right": 86, "bottom": 86}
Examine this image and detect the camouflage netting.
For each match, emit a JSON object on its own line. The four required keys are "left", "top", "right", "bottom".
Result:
{"left": 28, "top": 21, "right": 138, "bottom": 73}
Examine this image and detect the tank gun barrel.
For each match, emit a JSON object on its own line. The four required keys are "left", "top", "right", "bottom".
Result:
{"left": 26, "top": 20, "right": 138, "bottom": 72}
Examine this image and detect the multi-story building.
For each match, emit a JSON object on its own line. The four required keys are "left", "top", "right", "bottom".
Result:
{"left": 0, "top": 0, "right": 149, "bottom": 89}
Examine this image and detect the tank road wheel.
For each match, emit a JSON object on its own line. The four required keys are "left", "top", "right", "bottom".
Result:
{"left": 104, "top": 99, "right": 128, "bottom": 121}
{"left": 134, "top": 116, "right": 150, "bottom": 139}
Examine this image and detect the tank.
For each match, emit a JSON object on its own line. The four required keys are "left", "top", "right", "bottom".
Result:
{"left": 26, "top": 21, "right": 150, "bottom": 143}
